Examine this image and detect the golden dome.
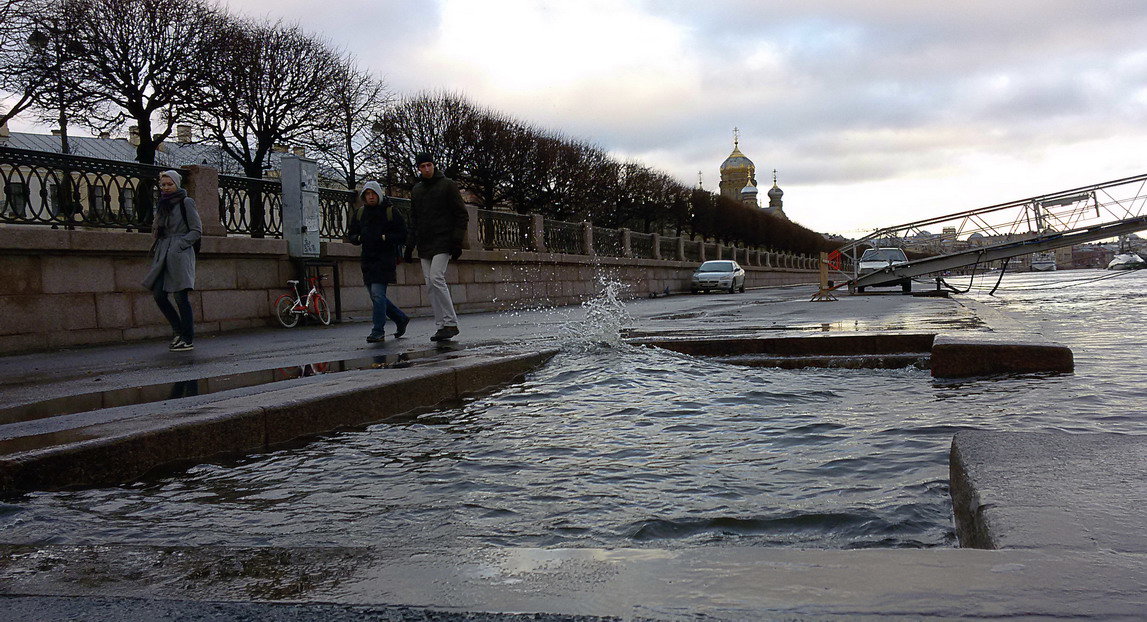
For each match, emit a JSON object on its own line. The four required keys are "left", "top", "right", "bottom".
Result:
{"left": 720, "top": 143, "right": 755, "bottom": 173}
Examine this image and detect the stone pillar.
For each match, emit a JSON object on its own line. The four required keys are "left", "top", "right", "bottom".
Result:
{"left": 582, "top": 221, "right": 594, "bottom": 256}
{"left": 464, "top": 205, "right": 481, "bottom": 250}
{"left": 530, "top": 214, "right": 546, "bottom": 252}
{"left": 677, "top": 236, "right": 685, "bottom": 261}
{"left": 621, "top": 228, "right": 632, "bottom": 258}
{"left": 699, "top": 241, "right": 706, "bottom": 262}
{"left": 184, "top": 165, "right": 224, "bottom": 237}
{"left": 651, "top": 233, "right": 661, "bottom": 260}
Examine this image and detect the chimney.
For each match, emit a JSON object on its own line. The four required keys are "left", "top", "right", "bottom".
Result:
{"left": 272, "top": 143, "right": 289, "bottom": 153}
{"left": 128, "top": 125, "right": 140, "bottom": 146}
{"left": 99, "top": 131, "right": 110, "bottom": 139}
{"left": 291, "top": 146, "right": 305, "bottom": 157}
{"left": 176, "top": 124, "right": 192, "bottom": 143}
{"left": 51, "top": 129, "right": 61, "bottom": 136}
{"left": 154, "top": 134, "right": 168, "bottom": 153}
{"left": 0, "top": 120, "right": 9, "bottom": 138}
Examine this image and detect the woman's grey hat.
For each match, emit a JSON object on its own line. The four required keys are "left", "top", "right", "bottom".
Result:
{"left": 161, "top": 170, "right": 182, "bottom": 188}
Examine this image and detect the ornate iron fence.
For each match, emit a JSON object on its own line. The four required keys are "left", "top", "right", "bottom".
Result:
{"left": 543, "top": 219, "right": 583, "bottom": 254}
{"left": 593, "top": 226, "right": 623, "bottom": 257}
{"left": 319, "top": 187, "right": 355, "bottom": 240}
{"left": 3, "top": 146, "right": 826, "bottom": 267}
{"left": 630, "top": 231, "right": 655, "bottom": 259}
{"left": 683, "top": 239, "right": 702, "bottom": 262}
{"left": 0, "top": 145, "right": 167, "bottom": 230}
{"left": 478, "top": 209, "right": 531, "bottom": 250}
{"left": 218, "top": 174, "right": 283, "bottom": 238}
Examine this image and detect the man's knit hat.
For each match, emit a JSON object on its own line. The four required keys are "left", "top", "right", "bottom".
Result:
{"left": 414, "top": 152, "right": 434, "bottom": 166}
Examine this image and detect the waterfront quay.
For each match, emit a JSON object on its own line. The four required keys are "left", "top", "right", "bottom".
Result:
{"left": 1, "top": 284, "right": 1144, "bottom": 620}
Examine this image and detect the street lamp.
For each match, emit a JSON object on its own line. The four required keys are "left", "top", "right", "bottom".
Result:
{"left": 26, "top": 27, "right": 71, "bottom": 155}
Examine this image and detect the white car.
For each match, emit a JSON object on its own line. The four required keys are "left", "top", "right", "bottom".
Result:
{"left": 856, "top": 247, "right": 911, "bottom": 293}
{"left": 690, "top": 260, "right": 746, "bottom": 294}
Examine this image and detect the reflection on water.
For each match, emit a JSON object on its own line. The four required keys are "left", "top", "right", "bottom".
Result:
{"left": 2, "top": 271, "right": 1145, "bottom": 551}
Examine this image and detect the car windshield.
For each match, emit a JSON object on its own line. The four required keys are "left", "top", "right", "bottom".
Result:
{"left": 697, "top": 261, "right": 735, "bottom": 272}
{"left": 860, "top": 249, "right": 907, "bottom": 262}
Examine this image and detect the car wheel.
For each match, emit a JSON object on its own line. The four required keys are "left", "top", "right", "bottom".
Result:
{"left": 857, "top": 286, "right": 866, "bottom": 293}
{"left": 739, "top": 281, "right": 746, "bottom": 293}
{"left": 691, "top": 289, "right": 699, "bottom": 294}
{"left": 728, "top": 283, "right": 736, "bottom": 294}
{"left": 902, "top": 280, "right": 912, "bottom": 294}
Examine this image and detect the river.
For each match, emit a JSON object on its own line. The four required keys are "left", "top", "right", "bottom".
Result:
{"left": 2, "top": 269, "right": 1144, "bottom": 550}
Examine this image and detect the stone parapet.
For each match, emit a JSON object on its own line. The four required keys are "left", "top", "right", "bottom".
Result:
{"left": 1, "top": 229, "right": 816, "bottom": 353}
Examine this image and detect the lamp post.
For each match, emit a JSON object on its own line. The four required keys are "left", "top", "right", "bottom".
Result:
{"left": 26, "top": 27, "right": 71, "bottom": 155}
{"left": 28, "top": 24, "right": 85, "bottom": 228}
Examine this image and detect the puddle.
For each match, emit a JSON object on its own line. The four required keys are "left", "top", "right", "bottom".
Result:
{"left": 0, "top": 346, "right": 464, "bottom": 426}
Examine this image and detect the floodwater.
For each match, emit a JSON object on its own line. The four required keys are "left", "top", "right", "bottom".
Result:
{"left": 2, "top": 270, "right": 1144, "bottom": 550}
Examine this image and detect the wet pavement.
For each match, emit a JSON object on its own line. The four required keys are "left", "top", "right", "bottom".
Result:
{"left": 0, "top": 285, "right": 980, "bottom": 417}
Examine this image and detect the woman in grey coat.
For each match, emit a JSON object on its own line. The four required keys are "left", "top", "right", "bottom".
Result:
{"left": 141, "top": 170, "right": 202, "bottom": 351}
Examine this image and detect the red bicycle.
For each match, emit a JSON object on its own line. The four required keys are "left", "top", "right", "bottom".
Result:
{"left": 273, "top": 274, "right": 332, "bottom": 328}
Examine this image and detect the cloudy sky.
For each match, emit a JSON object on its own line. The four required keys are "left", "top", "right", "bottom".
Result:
{"left": 15, "top": 1, "right": 1147, "bottom": 235}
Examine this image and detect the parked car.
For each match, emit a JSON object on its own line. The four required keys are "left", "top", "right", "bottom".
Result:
{"left": 690, "top": 260, "right": 746, "bottom": 293}
{"left": 856, "top": 247, "right": 911, "bottom": 293}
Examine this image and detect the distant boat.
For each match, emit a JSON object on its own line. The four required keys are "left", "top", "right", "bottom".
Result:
{"left": 1030, "top": 251, "right": 1056, "bottom": 271}
{"left": 1107, "top": 252, "right": 1146, "bottom": 270}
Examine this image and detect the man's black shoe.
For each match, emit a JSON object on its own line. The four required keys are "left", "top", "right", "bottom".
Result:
{"left": 430, "top": 325, "right": 459, "bottom": 342}
{"left": 394, "top": 317, "right": 409, "bottom": 338}
{"left": 366, "top": 333, "right": 385, "bottom": 343}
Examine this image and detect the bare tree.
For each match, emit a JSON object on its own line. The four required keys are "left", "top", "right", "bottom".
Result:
{"left": 372, "top": 90, "right": 477, "bottom": 194}
{"left": 454, "top": 109, "right": 521, "bottom": 208}
{"left": 62, "top": 0, "right": 221, "bottom": 164}
{"left": 0, "top": 0, "right": 51, "bottom": 127}
{"left": 192, "top": 19, "right": 341, "bottom": 236}
{"left": 21, "top": 1, "right": 107, "bottom": 153}
{"left": 300, "top": 53, "right": 391, "bottom": 190}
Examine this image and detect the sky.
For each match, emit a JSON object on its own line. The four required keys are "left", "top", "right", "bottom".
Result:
{"left": 10, "top": 1, "right": 1147, "bottom": 236}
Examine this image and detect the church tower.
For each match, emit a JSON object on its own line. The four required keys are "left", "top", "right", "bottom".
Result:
{"left": 719, "top": 129, "right": 756, "bottom": 202}
{"left": 766, "top": 169, "right": 787, "bottom": 220}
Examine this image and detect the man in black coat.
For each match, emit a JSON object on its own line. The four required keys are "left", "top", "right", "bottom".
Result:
{"left": 404, "top": 152, "right": 468, "bottom": 342}
{"left": 349, "top": 181, "right": 409, "bottom": 343}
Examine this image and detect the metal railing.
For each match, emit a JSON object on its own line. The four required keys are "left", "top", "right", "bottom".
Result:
{"left": 592, "top": 226, "right": 624, "bottom": 257}
{"left": 218, "top": 174, "right": 283, "bottom": 238}
{"left": 630, "top": 231, "right": 655, "bottom": 259}
{"left": 1, "top": 146, "right": 823, "bottom": 267}
{"left": 0, "top": 145, "right": 165, "bottom": 230}
{"left": 478, "top": 209, "right": 531, "bottom": 249}
{"left": 683, "top": 239, "right": 702, "bottom": 262}
{"left": 543, "top": 219, "right": 584, "bottom": 254}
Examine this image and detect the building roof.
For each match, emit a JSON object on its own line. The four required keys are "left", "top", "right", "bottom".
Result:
{"left": 0, "top": 130, "right": 240, "bottom": 171}
{"left": 720, "top": 144, "right": 755, "bottom": 173}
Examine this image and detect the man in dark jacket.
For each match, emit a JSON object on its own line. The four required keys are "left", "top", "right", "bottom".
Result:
{"left": 404, "top": 152, "right": 468, "bottom": 341}
{"left": 349, "top": 181, "right": 410, "bottom": 343}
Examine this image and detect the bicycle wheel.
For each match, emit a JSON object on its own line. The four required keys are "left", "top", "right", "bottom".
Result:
{"left": 274, "top": 294, "right": 300, "bottom": 328}
{"left": 313, "top": 294, "right": 332, "bottom": 325}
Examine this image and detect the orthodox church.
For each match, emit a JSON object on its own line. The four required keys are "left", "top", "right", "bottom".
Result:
{"left": 718, "top": 131, "right": 786, "bottom": 220}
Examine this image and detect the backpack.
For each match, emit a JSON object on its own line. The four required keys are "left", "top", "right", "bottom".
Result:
{"left": 353, "top": 203, "right": 394, "bottom": 226}
{"left": 177, "top": 198, "right": 202, "bottom": 254}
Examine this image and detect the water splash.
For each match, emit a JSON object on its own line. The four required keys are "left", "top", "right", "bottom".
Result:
{"left": 557, "top": 275, "right": 632, "bottom": 351}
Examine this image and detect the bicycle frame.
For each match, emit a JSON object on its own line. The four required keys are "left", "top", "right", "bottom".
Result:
{"left": 274, "top": 274, "right": 331, "bottom": 328}
{"left": 289, "top": 276, "right": 325, "bottom": 314}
